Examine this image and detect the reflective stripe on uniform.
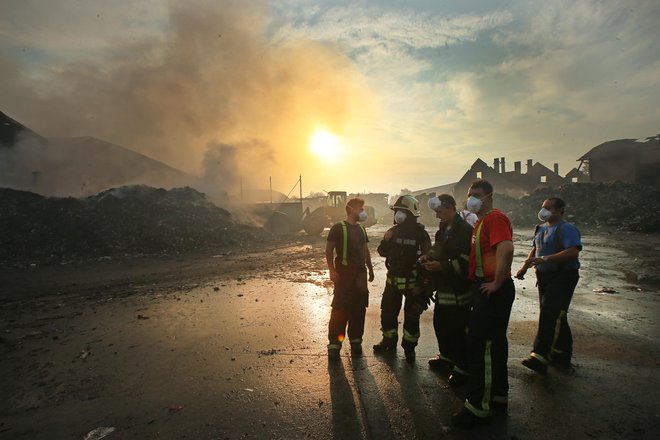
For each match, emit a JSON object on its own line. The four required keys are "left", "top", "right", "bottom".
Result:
{"left": 341, "top": 221, "right": 348, "bottom": 266}
{"left": 381, "top": 328, "right": 398, "bottom": 338}
{"left": 550, "top": 309, "right": 566, "bottom": 355}
{"left": 481, "top": 339, "right": 493, "bottom": 412}
{"left": 327, "top": 343, "right": 341, "bottom": 350}
{"left": 530, "top": 351, "right": 550, "bottom": 365}
{"left": 464, "top": 400, "right": 491, "bottom": 418}
{"left": 402, "top": 328, "right": 420, "bottom": 343}
{"left": 474, "top": 210, "right": 493, "bottom": 278}
{"left": 349, "top": 338, "right": 362, "bottom": 344}
{"left": 386, "top": 274, "right": 417, "bottom": 290}
{"left": 340, "top": 221, "right": 367, "bottom": 266}
{"left": 435, "top": 290, "right": 471, "bottom": 306}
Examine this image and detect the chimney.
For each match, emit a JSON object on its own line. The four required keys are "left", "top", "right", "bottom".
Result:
{"left": 527, "top": 159, "right": 533, "bottom": 173}
{"left": 554, "top": 163, "right": 559, "bottom": 175}
{"left": 514, "top": 161, "right": 521, "bottom": 174}
{"left": 31, "top": 171, "right": 42, "bottom": 187}
{"left": 493, "top": 158, "right": 500, "bottom": 174}
{"left": 500, "top": 157, "right": 506, "bottom": 173}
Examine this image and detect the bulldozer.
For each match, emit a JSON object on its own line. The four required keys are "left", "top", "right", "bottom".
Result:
{"left": 262, "top": 191, "right": 377, "bottom": 236}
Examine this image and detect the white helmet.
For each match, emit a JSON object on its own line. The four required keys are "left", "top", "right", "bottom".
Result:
{"left": 391, "top": 195, "right": 420, "bottom": 217}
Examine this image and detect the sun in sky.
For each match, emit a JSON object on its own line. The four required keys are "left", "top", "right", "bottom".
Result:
{"left": 309, "top": 129, "right": 341, "bottom": 164}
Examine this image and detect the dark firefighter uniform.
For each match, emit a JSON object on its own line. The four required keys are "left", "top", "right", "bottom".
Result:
{"left": 327, "top": 221, "right": 370, "bottom": 353}
{"left": 429, "top": 213, "right": 473, "bottom": 377}
{"left": 374, "top": 219, "right": 431, "bottom": 360}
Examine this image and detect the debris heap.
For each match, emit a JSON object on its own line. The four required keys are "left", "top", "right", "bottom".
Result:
{"left": 496, "top": 182, "right": 660, "bottom": 233}
{"left": 0, "top": 185, "right": 258, "bottom": 267}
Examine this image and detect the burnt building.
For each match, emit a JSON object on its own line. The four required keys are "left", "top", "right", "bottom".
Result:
{"left": 578, "top": 135, "right": 660, "bottom": 186}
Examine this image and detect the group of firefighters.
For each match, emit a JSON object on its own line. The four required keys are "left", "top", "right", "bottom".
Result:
{"left": 325, "top": 178, "right": 583, "bottom": 427}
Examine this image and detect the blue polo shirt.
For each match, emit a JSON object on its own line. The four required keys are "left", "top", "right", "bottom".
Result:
{"left": 533, "top": 220, "right": 582, "bottom": 272}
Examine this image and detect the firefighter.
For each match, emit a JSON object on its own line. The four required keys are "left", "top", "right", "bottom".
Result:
{"left": 421, "top": 194, "right": 473, "bottom": 386}
{"left": 452, "top": 179, "right": 515, "bottom": 427}
{"left": 326, "top": 197, "right": 375, "bottom": 360}
{"left": 373, "top": 195, "right": 432, "bottom": 362}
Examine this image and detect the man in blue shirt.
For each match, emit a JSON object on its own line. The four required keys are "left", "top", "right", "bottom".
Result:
{"left": 516, "top": 197, "right": 582, "bottom": 374}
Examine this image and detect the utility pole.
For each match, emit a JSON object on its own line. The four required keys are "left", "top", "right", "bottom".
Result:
{"left": 269, "top": 176, "right": 272, "bottom": 205}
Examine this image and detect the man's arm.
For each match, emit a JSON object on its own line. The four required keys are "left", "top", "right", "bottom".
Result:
{"left": 326, "top": 241, "right": 339, "bottom": 283}
{"left": 528, "top": 246, "right": 580, "bottom": 266}
{"left": 516, "top": 247, "right": 536, "bottom": 279}
{"left": 365, "top": 244, "right": 375, "bottom": 282}
{"left": 480, "top": 240, "right": 514, "bottom": 296}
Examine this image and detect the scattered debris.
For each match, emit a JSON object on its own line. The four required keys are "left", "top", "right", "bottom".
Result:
{"left": 167, "top": 405, "right": 184, "bottom": 415}
{"left": 593, "top": 287, "right": 618, "bottom": 294}
{"left": 137, "top": 314, "right": 150, "bottom": 320}
{"left": 0, "top": 185, "right": 263, "bottom": 268}
{"left": 244, "top": 388, "right": 254, "bottom": 392}
{"left": 495, "top": 182, "right": 660, "bottom": 232}
{"left": 80, "top": 350, "right": 90, "bottom": 359}
{"left": 258, "top": 349, "right": 280, "bottom": 356}
{"left": 83, "top": 426, "right": 115, "bottom": 440}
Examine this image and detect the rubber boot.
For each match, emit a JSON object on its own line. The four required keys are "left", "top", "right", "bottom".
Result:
{"left": 373, "top": 336, "right": 397, "bottom": 352}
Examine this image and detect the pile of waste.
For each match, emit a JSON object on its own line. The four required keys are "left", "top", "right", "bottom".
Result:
{"left": 495, "top": 182, "right": 660, "bottom": 233}
{"left": 0, "top": 185, "right": 260, "bottom": 267}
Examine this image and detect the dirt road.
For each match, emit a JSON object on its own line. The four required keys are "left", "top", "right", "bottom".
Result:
{"left": 1, "top": 225, "right": 659, "bottom": 439}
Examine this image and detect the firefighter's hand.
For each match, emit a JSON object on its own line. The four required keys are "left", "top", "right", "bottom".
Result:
{"left": 479, "top": 280, "right": 501, "bottom": 296}
{"left": 329, "top": 269, "right": 340, "bottom": 283}
{"left": 515, "top": 267, "right": 527, "bottom": 280}
{"left": 384, "top": 230, "right": 394, "bottom": 241}
{"left": 422, "top": 260, "right": 443, "bottom": 272}
{"left": 368, "top": 268, "right": 375, "bottom": 282}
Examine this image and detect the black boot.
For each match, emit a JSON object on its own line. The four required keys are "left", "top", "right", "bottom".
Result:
{"left": 404, "top": 348, "right": 416, "bottom": 362}
{"left": 373, "top": 337, "right": 397, "bottom": 352}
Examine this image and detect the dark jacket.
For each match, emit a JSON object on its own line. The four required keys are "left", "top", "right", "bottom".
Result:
{"left": 430, "top": 214, "right": 473, "bottom": 306}
{"left": 378, "top": 221, "right": 431, "bottom": 279}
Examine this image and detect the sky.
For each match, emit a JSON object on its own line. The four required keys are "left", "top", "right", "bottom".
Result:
{"left": 1, "top": 0, "right": 659, "bottom": 197}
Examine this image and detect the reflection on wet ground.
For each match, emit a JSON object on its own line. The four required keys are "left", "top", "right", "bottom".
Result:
{"left": 1, "top": 224, "right": 659, "bottom": 439}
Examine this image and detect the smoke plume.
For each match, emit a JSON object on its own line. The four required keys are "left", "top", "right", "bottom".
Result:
{"left": 0, "top": 0, "right": 372, "bottom": 198}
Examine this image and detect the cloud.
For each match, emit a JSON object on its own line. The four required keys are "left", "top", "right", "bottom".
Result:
{"left": 0, "top": 0, "right": 376, "bottom": 196}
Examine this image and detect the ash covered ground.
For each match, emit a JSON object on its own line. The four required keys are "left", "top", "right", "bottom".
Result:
{"left": 1, "top": 184, "right": 659, "bottom": 439}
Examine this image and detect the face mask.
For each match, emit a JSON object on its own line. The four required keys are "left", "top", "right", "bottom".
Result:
{"left": 427, "top": 197, "right": 442, "bottom": 212}
{"left": 358, "top": 211, "right": 368, "bottom": 222}
{"left": 466, "top": 196, "right": 482, "bottom": 213}
{"left": 394, "top": 210, "right": 407, "bottom": 224}
{"left": 538, "top": 208, "right": 552, "bottom": 222}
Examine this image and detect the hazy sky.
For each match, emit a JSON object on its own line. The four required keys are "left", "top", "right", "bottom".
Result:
{"left": 1, "top": 0, "right": 659, "bottom": 196}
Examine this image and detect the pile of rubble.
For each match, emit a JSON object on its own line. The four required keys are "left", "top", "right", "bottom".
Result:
{"left": 496, "top": 182, "right": 660, "bottom": 233}
{"left": 0, "top": 185, "right": 261, "bottom": 267}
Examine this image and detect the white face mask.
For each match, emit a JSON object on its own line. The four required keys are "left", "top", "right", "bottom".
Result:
{"left": 358, "top": 211, "right": 368, "bottom": 222}
{"left": 466, "top": 196, "right": 482, "bottom": 213}
{"left": 394, "top": 210, "right": 407, "bottom": 224}
{"left": 427, "top": 197, "right": 442, "bottom": 211}
{"left": 538, "top": 208, "right": 552, "bottom": 222}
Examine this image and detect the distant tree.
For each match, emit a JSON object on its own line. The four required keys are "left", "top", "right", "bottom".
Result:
{"left": 307, "top": 191, "right": 326, "bottom": 198}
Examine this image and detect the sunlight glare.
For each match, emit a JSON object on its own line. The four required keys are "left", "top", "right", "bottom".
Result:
{"left": 309, "top": 129, "right": 341, "bottom": 164}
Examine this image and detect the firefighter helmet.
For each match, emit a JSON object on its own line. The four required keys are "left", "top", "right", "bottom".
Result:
{"left": 391, "top": 195, "right": 421, "bottom": 217}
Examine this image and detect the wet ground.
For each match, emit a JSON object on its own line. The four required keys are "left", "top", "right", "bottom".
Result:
{"left": 1, "top": 224, "right": 659, "bottom": 439}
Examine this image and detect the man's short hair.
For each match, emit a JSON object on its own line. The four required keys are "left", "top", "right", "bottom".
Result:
{"left": 547, "top": 197, "right": 566, "bottom": 213}
{"left": 438, "top": 194, "right": 457, "bottom": 210}
{"left": 346, "top": 197, "right": 365, "bottom": 214}
{"left": 469, "top": 179, "right": 493, "bottom": 197}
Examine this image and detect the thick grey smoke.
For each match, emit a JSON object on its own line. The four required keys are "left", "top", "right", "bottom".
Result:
{"left": 0, "top": 0, "right": 369, "bottom": 198}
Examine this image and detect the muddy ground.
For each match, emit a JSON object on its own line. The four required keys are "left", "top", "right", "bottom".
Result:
{"left": 1, "top": 224, "right": 659, "bottom": 440}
